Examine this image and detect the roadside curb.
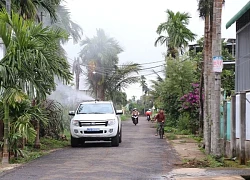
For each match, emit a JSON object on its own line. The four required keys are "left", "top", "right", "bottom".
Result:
{"left": 0, "top": 164, "right": 21, "bottom": 174}
{"left": 165, "top": 168, "right": 247, "bottom": 180}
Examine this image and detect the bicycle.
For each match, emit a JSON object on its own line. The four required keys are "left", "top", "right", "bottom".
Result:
{"left": 158, "top": 122, "right": 164, "bottom": 139}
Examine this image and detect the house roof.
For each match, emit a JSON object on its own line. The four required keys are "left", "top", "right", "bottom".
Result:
{"left": 226, "top": 1, "right": 250, "bottom": 29}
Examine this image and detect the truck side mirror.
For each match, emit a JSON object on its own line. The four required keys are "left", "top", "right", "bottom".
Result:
{"left": 69, "top": 111, "right": 75, "bottom": 116}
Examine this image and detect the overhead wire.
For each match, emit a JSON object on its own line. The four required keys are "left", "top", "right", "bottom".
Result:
{"left": 67, "top": 57, "right": 165, "bottom": 77}
{"left": 67, "top": 57, "right": 165, "bottom": 68}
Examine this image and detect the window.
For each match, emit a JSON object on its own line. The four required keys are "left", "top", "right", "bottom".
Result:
{"left": 77, "top": 103, "right": 114, "bottom": 114}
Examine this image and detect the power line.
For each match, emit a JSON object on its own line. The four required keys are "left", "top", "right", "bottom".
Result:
{"left": 67, "top": 56, "right": 165, "bottom": 68}
{"left": 134, "top": 70, "right": 165, "bottom": 77}
{"left": 80, "top": 62, "right": 165, "bottom": 74}
{"left": 116, "top": 60, "right": 165, "bottom": 66}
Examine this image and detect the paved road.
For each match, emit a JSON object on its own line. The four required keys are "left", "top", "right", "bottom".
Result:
{"left": 0, "top": 117, "right": 181, "bottom": 180}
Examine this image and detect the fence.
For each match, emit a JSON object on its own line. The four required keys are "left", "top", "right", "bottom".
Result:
{"left": 218, "top": 91, "right": 250, "bottom": 164}
{"left": 220, "top": 101, "right": 231, "bottom": 140}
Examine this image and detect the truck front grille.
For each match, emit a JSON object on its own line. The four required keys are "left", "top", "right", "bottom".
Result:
{"left": 84, "top": 130, "right": 104, "bottom": 134}
{"left": 79, "top": 121, "right": 107, "bottom": 127}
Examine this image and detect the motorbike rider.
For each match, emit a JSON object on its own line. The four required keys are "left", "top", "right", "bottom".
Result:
{"left": 145, "top": 109, "right": 152, "bottom": 120}
{"left": 131, "top": 108, "right": 139, "bottom": 116}
{"left": 154, "top": 108, "right": 165, "bottom": 136}
{"left": 131, "top": 108, "right": 139, "bottom": 120}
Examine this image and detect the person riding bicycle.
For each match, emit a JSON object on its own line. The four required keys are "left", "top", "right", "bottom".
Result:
{"left": 154, "top": 108, "right": 165, "bottom": 136}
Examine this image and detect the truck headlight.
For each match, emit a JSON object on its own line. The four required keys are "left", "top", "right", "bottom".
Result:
{"left": 107, "top": 119, "right": 116, "bottom": 126}
{"left": 72, "top": 120, "right": 79, "bottom": 126}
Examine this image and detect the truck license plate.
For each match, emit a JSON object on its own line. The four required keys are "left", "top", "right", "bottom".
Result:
{"left": 87, "top": 128, "right": 99, "bottom": 131}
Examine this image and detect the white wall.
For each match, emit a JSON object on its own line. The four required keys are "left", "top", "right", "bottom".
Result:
{"left": 235, "top": 92, "right": 250, "bottom": 140}
{"left": 246, "top": 92, "right": 250, "bottom": 140}
{"left": 236, "top": 94, "right": 240, "bottom": 138}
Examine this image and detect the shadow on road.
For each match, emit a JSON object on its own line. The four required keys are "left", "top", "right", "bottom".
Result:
{"left": 75, "top": 141, "right": 112, "bottom": 148}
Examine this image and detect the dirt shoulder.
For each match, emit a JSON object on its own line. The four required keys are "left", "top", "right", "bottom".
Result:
{"left": 170, "top": 135, "right": 205, "bottom": 160}
{"left": 166, "top": 134, "right": 208, "bottom": 168}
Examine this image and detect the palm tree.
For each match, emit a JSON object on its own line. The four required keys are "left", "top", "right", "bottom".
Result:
{"left": 79, "top": 29, "right": 123, "bottom": 100}
{"left": 72, "top": 57, "right": 83, "bottom": 90}
{"left": 155, "top": 9, "right": 196, "bottom": 57}
{"left": 198, "top": 0, "right": 213, "bottom": 154}
{"left": 105, "top": 63, "right": 140, "bottom": 104}
{"left": 42, "top": 4, "right": 83, "bottom": 43}
{"left": 140, "top": 75, "right": 148, "bottom": 95}
{"left": 0, "top": 89, "right": 48, "bottom": 159}
{"left": 0, "top": 1, "right": 83, "bottom": 43}
{"left": 0, "top": 10, "right": 72, "bottom": 163}
{"left": 10, "top": 0, "right": 61, "bottom": 22}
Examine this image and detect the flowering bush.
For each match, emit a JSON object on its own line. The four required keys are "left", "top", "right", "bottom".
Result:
{"left": 180, "top": 83, "right": 201, "bottom": 112}
{"left": 179, "top": 83, "right": 203, "bottom": 133}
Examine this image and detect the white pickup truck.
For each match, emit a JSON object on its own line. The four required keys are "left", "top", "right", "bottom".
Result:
{"left": 69, "top": 100, "right": 123, "bottom": 147}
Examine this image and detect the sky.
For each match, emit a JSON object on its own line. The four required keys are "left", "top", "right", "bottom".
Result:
{"left": 62, "top": 0, "right": 249, "bottom": 100}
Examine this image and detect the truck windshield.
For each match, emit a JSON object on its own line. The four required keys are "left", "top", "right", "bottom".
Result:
{"left": 77, "top": 103, "right": 114, "bottom": 114}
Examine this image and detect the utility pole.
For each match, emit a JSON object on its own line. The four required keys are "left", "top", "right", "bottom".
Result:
{"left": 2, "top": 0, "right": 11, "bottom": 165}
{"left": 211, "top": 0, "right": 223, "bottom": 157}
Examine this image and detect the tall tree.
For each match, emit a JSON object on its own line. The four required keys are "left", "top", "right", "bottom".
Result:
{"left": 72, "top": 57, "right": 83, "bottom": 90}
{"left": 10, "top": 0, "right": 61, "bottom": 22}
{"left": 140, "top": 75, "right": 148, "bottom": 95}
{"left": 105, "top": 63, "right": 140, "bottom": 104}
{"left": 42, "top": 4, "right": 83, "bottom": 43}
{"left": 155, "top": 9, "right": 196, "bottom": 57}
{"left": 79, "top": 29, "right": 123, "bottom": 100}
{"left": 198, "top": 0, "right": 213, "bottom": 154}
{"left": 0, "top": 10, "right": 72, "bottom": 163}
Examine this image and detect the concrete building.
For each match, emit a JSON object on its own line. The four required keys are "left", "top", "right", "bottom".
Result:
{"left": 226, "top": 1, "right": 250, "bottom": 92}
{"left": 189, "top": 38, "right": 236, "bottom": 59}
{"left": 226, "top": 1, "right": 250, "bottom": 162}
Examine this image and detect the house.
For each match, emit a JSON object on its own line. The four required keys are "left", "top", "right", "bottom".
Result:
{"left": 226, "top": 1, "right": 250, "bottom": 162}
{"left": 189, "top": 38, "right": 236, "bottom": 58}
{"left": 226, "top": 1, "right": 250, "bottom": 92}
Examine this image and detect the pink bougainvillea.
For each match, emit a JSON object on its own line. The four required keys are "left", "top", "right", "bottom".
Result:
{"left": 180, "top": 83, "right": 202, "bottom": 112}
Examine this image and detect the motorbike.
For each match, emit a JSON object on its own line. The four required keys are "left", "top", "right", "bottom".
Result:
{"left": 131, "top": 115, "right": 138, "bottom": 125}
{"left": 146, "top": 115, "right": 151, "bottom": 121}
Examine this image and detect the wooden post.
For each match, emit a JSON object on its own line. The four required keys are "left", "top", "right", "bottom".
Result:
{"left": 239, "top": 92, "right": 246, "bottom": 165}
{"left": 223, "top": 100, "right": 227, "bottom": 156}
{"left": 230, "top": 95, "right": 236, "bottom": 158}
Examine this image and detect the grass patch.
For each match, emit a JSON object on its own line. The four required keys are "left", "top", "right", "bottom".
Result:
{"left": 165, "top": 133, "right": 177, "bottom": 140}
{"left": 120, "top": 114, "right": 130, "bottom": 121}
{"left": 223, "top": 160, "right": 249, "bottom": 168}
{"left": 181, "top": 156, "right": 224, "bottom": 168}
{"left": 205, "top": 155, "right": 224, "bottom": 167}
{"left": 182, "top": 158, "right": 210, "bottom": 168}
{"left": 10, "top": 137, "right": 70, "bottom": 164}
{"left": 40, "top": 137, "right": 69, "bottom": 150}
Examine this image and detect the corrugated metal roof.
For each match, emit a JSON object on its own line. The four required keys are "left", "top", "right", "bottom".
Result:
{"left": 226, "top": 1, "right": 250, "bottom": 29}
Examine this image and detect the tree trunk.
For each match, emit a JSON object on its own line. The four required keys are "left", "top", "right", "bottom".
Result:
{"left": 33, "top": 99, "right": 40, "bottom": 149}
{"left": 75, "top": 72, "right": 80, "bottom": 90}
{"left": 199, "top": 59, "right": 204, "bottom": 136}
{"left": 1, "top": 0, "right": 11, "bottom": 164}
{"left": 0, "top": 120, "right": 3, "bottom": 142}
{"left": 211, "top": 0, "right": 223, "bottom": 158}
{"left": 34, "top": 121, "right": 40, "bottom": 149}
{"left": 2, "top": 102, "right": 10, "bottom": 164}
{"left": 204, "top": 13, "right": 211, "bottom": 154}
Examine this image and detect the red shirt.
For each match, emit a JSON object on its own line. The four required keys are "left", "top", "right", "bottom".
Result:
{"left": 145, "top": 111, "right": 152, "bottom": 116}
{"left": 155, "top": 112, "right": 165, "bottom": 122}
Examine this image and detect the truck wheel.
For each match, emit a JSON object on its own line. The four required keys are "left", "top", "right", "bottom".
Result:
{"left": 111, "top": 130, "right": 119, "bottom": 147}
{"left": 119, "top": 127, "right": 122, "bottom": 143}
{"left": 71, "top": 136, "right": 79, "bottom": 147}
